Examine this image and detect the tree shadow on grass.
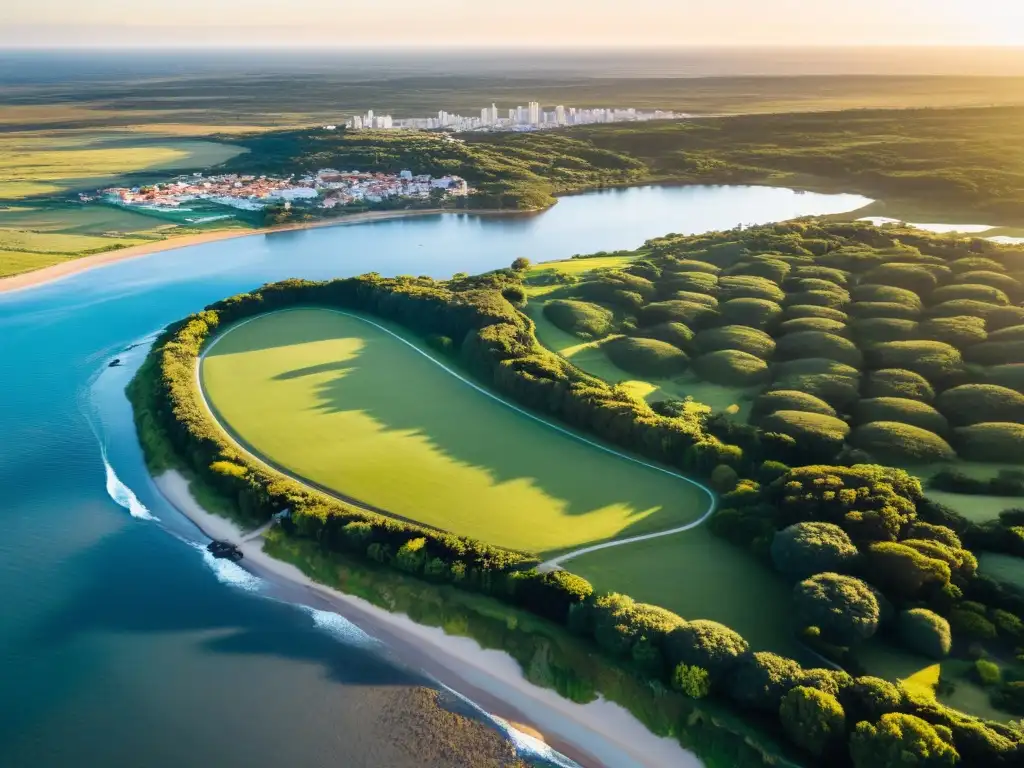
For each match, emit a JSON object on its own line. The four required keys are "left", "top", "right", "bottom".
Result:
{"left": 209, "top": 312, "right": 708, "bottom": 552}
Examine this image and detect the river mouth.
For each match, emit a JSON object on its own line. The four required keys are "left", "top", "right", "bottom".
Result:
{"left": 0, "top": 183, "right": 872, "bottom": 768}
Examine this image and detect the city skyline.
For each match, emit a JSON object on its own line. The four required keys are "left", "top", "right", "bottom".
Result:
{"left": 3, "top": 1, "right": 1023, "bottom": 47}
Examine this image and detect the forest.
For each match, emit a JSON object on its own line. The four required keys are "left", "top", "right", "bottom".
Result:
{"left": 130, "top": 219, "right": 1024, "bottom": 767}
{"left": 223, "top": 105, "right": 1024, "bottom": 226}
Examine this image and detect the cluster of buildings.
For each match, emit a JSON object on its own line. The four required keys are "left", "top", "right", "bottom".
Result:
{"left": 345, "top": 102, "right": 679, "bottom": 133}
{"left": 96, "top": 169, "right": 470, "bottom": 213}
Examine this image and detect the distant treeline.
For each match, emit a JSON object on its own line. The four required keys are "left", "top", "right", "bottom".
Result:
{"left": 220, "top": 105, "right": 1024, "bottom": 226}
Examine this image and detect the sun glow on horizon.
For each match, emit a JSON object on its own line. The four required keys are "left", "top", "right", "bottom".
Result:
{"left": 2, "top": 1, "right": 1023, "bottom": 48}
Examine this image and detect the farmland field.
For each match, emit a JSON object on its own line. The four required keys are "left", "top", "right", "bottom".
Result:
{"left": 200, "top": 308, "right": 710, "bottom": 556}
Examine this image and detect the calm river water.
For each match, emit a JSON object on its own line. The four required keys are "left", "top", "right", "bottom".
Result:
{"left": 0, "top": 185, "right": 869, "bottom": 767}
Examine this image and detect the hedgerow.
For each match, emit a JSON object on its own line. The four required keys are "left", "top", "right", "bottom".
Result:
{"left": 718, "top": 297, "right": 784, "bottom": 329}
{"left": 849, "top": 422, "right": 956, "bottom": 464}
{"left": 936, "top": 384, "right": 1024, "bottom": 426}
{"left": 603, "top": 336, "right": 690, "bottom": 377}
{"left": 692, "top": 349, "right": 770, "bottom": 386}
{"left": 853, "top": 398, "right": 949, "bottom": 435}
{"left": 863, "top": 369, "right": 936, "bottom": 402}
{"left": 542, "top": 299, "right": 615, "bottom": 339}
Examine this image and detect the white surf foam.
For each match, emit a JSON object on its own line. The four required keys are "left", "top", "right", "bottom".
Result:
{"left": 191, "top": 542, "right": 263, "bottom": 592}
{"left": 304, "top": 606, "right": 376, "bottom": 647}
{"left": 492, "top": 715, "right": 583, "bottom": 768}
{"left": 103, "top": 451, "right": 159, "bottom": 521}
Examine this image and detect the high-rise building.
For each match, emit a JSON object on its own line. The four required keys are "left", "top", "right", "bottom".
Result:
{"left": 490, "top": 103, "right": 499, "bottom": 125}
{"left": 480, "top": 107, "right": 490, "bottom": 125}
{"left": 528, "top": 101, "right": 540, "bottom": 126}
{"left": 555, "top": 105, "right": 566, "bottom": 126}
{"left": 515, "top": 105, "right": 526, "bottom": 125}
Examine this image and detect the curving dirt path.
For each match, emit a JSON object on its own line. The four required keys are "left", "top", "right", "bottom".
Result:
{"left": 196, "top": 307, "right": 717, "bottom": 563}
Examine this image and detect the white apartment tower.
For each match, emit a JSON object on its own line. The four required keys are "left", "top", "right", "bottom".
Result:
{"left": 528, "top": 101, "right": 541, "bottom": 126}
{"left": 555, "top": 105, "right": 566, "bottom": 126}
{"left": 490, "top": 103, "right": 499, "bottom": 125}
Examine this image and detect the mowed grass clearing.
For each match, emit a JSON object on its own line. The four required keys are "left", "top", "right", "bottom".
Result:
{"left": 201, "top": 308, "right": 709, "bottom": 556}
{"left": 569, "top": 528, "right": 803, "bottom": 658}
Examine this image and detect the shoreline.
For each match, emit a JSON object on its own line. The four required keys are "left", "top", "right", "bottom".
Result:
{"left": 0, "top": 207, "right": 506, "bottom": 296}
{"left": 153, "top": 469, "right": 703, "bottom": 768}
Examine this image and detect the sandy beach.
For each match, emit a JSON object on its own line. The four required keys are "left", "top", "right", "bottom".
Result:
{"left": 0, "top": 208, "right": 465, "bottom": 295}
{"left": 154, "top": 469, "right": 702, "bottom": 768}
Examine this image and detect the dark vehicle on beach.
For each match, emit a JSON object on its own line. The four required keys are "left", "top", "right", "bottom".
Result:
{"left": 207, "top": 540, "right": 243, "bottom": 561}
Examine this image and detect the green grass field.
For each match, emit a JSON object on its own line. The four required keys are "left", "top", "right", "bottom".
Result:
{"left": 0, "top": 132, "right": 244, "bottom": 200}
{"left": 569, "top": 528, "right": 803, "bottom": 657}
{"left": 979, "top": 552, "right": 1024, "bottom": 590}
{"left": 200, "top": 308, "right": 709, "bottom": 556}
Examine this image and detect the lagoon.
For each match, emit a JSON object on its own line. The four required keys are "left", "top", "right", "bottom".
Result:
{"left": 0, "top": 184, "right": 869, "bottom": 767}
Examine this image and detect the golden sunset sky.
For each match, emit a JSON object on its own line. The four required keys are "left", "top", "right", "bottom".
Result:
{"left": 2, "top": 0, "right": 1022, "bottom": 47}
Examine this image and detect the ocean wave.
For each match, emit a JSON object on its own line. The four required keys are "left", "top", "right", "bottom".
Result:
{"left": 191, "top": 542, "right": 263, "bottom": 592}
{"left": 103, "top": 451, "right": 159, "bottom": 521}
{"left": 303, "top": 605, "right": 376, "bottom": 647}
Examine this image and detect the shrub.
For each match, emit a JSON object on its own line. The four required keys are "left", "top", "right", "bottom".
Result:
{"left": 666, "top": 620, "right": 750, "bottom": 679}
{"left": 751, "top": 390, "right": 837, "bottom": 420}
{"left": 632, "top": 321, "right": 695, "bottom": 351}
{"left": 760, "top": 411, "right": 851, "bottom": 456}
{"left": 692, "top": 349, "right": 770, "bottom": 386}
{"left": 985, "top": 363, "right": 1024, "bottom": 393}
{"left": 850, "top": 317, "right": 920, "bottom": 345}
{"left": 793, "top": 572, "right": 881, "bottom": 644}
{"left": 641, "top": 299, "right": 719, "bottom": 329}
{"left": 897, "top": 609, "right": 952, "bottom": 659}
{"left": 395, "top": 537, "right": 428, "bottom": 573}
{"left": 718, "top": 297, "right": 784, "bottom": 329}
{"left": 953, "top": 423, "right": 1024, "bottom": 462}
{"left": 786, "top": 289, "right": 849, "bottom": 309}
{"left": 932, "top": 283, "right": 1010, "bottom": 306}
{"left": 866, "top": 341, "right": 964, "bottom": 383}
{"left": 542, "top": 299, "right": 615, "bottom": 339}
{"left": 863, "top": 263, "right": 942, "bottom": 294}
{"left": 851, "top": 421, "right": 955, "bottom": 463}
{"left": 603, "top": 336, "right": 690, "bottom": 377}
{"left": 776, "top": 331, "right": 863, "bottom": 367}
{"left": 864, "top": 369, "right": 936, "bottom": 402}
{"left": 771, "top": 522, "right": 859, "bottom": 580}
{"left": 425, "top": 333, "right": 454, "bottom": 354}
{"left": 929, "top": 298, "right": 1009, "bottom": 322}
{"left": 726, "top": 257, "right": 791, "bottom": 284}
{"left": 965, "top": 339, "right": 1024, "bottom": 366}
{"left": 975, "top": 659, "right": 1002, "bottom": 686}
{"left": 672, "top": 290, "right": 719, "bottom": 307}
{"left": 840, "top": 676, "right": 904, "bottom": 724}
{"left": 578, "top": 271, "right": 657, "bottom": 301}
{"left": 784, "top": 304, "right": 849, "bottom": 323}
{"left": 770, "top": 360, "right": 862, "bottom": 409}
{"left": 937, "top": 384, "right": 1024, "bottom": 426}
{"left": 992, "top": 608, "right": 1024, "bottom": 640}
{"left": 849, "top": 301, "right": 922, "bottom": 320}
{"left": 669, "top": 259, "right": 720, "bottom": 275}
{"left": 694, "top": 325, "right": 776, "bottom": 359}
{"left": 718, "top": 275, "right": 786, "bottom": 303}
{"left": 672, "top": 664, "right": 711, "bottom": 699}
{"left": 661, "top": 271, "right": 719, "bottom": 295}
{"left": 957, "top": 270, "right": 1022, "bottom": 297}
{"left": 989, "top": 324, "right": 1024, "bottom": 343}
{"left": 920, "top": 316, "right": 988, "bottom": 349}
{"left": 950, "top": 258, "right": 1006, "bottom": 275}
{"left": 850, "top": 713, "right": 959, "bottom": 768}
{"left": 854, "top": 398, "right": 949, "bottom": 435}
{"left": 791, "top": 265, "right": 850, "bottom": 285}
{"left": 865, "top": 542, "right": 951, "bottom": 599}
{"left": 984, "top": 304, "right": 1024, "bottom": 331}
{"left": 851, "top": 283, "right": 924, "bottom": 308}
{"left": 727, "top": 651, "right": 806, "bottom": 712}
{"left": 780, "top": 686, "right": 846, "bottom": 757}
{"left": 710, "top": 463, "right": 739, "bottom": 492}
{"left": 786, "top": 277, "right": 848, "bottom": 294}
{"left": 992, "top": 681, "right": 1024, "bottom": 715}
{"left": 778, "top": 317, "right": 848, "bottom": 336}
{"left": 949, "top": 609, "right": 997, "bottom": 641}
